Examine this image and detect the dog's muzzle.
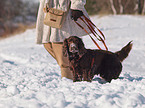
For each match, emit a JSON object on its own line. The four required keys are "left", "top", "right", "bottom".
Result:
{"left": 69, "top": 43, "right": 79, "bottom": 53}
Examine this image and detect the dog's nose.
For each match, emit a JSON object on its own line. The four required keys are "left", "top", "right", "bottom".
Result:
{"left": 70, "top": 43, "right": 78, "bottom": 53}
{"left": 70, "top": 43, "right": 76, "bottom": 48}
{"left": 71, "top": 46, "right": 76, "bottom": 51}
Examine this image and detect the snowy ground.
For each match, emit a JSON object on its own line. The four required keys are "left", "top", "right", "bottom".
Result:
{"left": 0, "top": 15, "right": 145, "bottom": 108}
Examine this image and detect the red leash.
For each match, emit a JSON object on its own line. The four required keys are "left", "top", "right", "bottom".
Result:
{"left": 75, "top": 15, "right": 108, "bottom": 51}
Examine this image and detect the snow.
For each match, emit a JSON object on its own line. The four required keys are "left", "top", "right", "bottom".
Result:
{"left": 0, "top": 15, "right": 145, "bottom": 108}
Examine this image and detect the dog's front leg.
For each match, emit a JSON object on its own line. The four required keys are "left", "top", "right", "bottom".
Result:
{"left": 83, "top": 70, "right": 89, "bottom": 81}
{"left": 70, "top": 67, "right": 77, "bottom": 82}
{"left": 73, "top": 71, "right": 77, "bottom": 82}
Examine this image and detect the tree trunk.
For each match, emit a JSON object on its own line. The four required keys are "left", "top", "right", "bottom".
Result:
{"left": 138, "top": 0, "right": 142, "bottom": 14}
{"left": 142, "top": 0, "right": 145, "bottom": 14}
{"left": 134, "top": 0, "right": 139, "bottom": 14}
{"left": 109, "top": 0, "right": 117, "bottom": 14}
{"left": 118, "top": 0, "right": 123, "bottom": 14}
{"left": 124, "top": 0, "right": 131, "bottom": 10}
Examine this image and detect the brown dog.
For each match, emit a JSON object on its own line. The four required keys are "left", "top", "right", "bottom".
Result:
{"left": 63, "top": 36, "right": 132, "bottom": 82}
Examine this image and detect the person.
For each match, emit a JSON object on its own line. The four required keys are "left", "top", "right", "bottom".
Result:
{"left": 36, "top": 0, "right": 90, "bottom": 80}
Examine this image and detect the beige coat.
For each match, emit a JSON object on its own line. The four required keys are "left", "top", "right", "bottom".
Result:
{"left": 36, "top": 0, "right": 90, "bottom": 44}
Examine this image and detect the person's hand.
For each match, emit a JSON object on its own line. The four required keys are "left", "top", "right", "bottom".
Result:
{"left": 43, "top": 3, "right": 49, "bottom": 13}
{"left": 71, "top": 9, "right": 83, "bottom": 21}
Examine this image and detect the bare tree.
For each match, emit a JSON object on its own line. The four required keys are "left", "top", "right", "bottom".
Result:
{"left": 134, "top": 0, "right": 143, "bottom": 14}
{"left": 138, "top": 0, "right": 142, "bottom": 14}
{"left": 124, "top": 0, "right": 131, "bottom": 11}
{"left": 134, "top": 0, "right": 139, "bottom": 14}
{"left": 109, "top": 0, "right": 117, "bottom": 14}
{"left": 118, "top": 0, "right": 123, "bottom": 14}
{"left": 142, "top": 0, "right": 145, "bottom": 14}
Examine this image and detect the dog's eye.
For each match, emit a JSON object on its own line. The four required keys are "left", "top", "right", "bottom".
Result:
{"left": 68, "top": 39, "right": 73, "bottom": 42}
{"left": 75, "top": 39, "right": 79, "bottom": 43}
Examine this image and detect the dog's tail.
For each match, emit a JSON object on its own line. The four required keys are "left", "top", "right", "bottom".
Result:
{"left": 115, "top": 41, "right": 133, "bottom": 62}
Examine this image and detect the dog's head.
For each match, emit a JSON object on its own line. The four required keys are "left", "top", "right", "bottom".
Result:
{"left": 63, "top": 36, "right": 87, "bottom": 57}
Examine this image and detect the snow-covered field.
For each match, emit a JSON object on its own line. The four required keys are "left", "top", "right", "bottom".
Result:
{"left": 0, "top": 15, "right": 145, "bottom": 108}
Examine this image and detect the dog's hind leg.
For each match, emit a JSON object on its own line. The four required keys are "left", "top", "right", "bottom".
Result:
{"left": 83, "top": 70, "right": 88, "bottom": 81}
{"left": 88, "top": 64, "right": 97, "bottom": 81}
{"left": 73, "top": 72, "right": 77, "bottom": 82}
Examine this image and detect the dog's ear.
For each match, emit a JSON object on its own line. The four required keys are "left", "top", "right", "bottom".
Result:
{"left": 78, "top": 38, "right": 87, "bottom": 57}
{"left": 63, "top": 38, "right": 69, "bottom": 57}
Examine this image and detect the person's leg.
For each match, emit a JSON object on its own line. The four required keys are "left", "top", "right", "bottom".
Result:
{"left": 52, "top": 43, "right": 73, "bottom": 80}
{"left": 43, "top": 43, "right": 56, "bottom": 59}
{"left": 43, "top": 43, "right": 73, "bottom": 80}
